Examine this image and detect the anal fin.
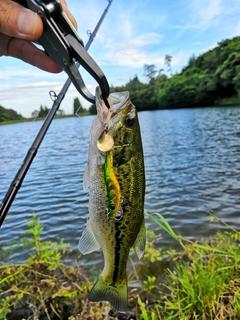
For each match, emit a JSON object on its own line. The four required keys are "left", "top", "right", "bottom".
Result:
{"left": 133, "top": 218, "right": 146, "bottom": 260}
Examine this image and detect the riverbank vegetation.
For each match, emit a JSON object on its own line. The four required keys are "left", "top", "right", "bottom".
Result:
{"left": 1, "top": 213, "right": 240, "bottom": 319}
{"left": 111, "top": 36, "right": 240, "bottom": 110}
{"left": 0, "top": 99, "right": 88, "bottom": 125}
{"left": 0, "top": 106, "right": 24, "bottom": 123}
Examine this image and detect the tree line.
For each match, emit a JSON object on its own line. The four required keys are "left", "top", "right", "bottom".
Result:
{"left": 111, "top": 36, "right": 240, "bottom": 110}
{"left": 1, "top": 35, "right": 240, "bottom": 122}
{"left": 0, "top": 105, "right": 24, "bottom": 122}
{"left": 0, "top": 99, "right": 89, "bottom": 123}
{"left": 30, "top": 98, "right": 90, "bottom": 118}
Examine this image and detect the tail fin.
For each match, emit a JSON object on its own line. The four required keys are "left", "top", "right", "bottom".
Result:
{"left": 88, "top": 275, "right": 128, "bottom": 312}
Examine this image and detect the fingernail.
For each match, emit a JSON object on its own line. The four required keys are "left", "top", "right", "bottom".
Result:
{"left": 17, "top": 9, "right": 38, "bottom": 36}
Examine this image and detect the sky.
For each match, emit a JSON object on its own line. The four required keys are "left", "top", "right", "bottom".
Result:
{"left": 1, "top": 0, "right": 240, "bottom": 118}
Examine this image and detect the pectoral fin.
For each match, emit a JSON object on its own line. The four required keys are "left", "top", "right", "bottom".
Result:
{"left": 133, "top": 218, "right": 146, "bottom": 260}
{"left": 83, "top": 163, "right": 90, "bottom": 191}
{"left": 78, "top": 220, "right": 101, "bottom": 255}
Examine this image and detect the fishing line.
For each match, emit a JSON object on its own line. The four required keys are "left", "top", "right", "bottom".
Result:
{"left": 0, "top": 69, "right": 68, "bottom": 176}
{"left": 1, "top": 33, "right": 85, "bottom": 177}
{"left": 0, "top": 113, "right": 43, "bottom": 175}
{"left": 0, "top": 0, "right": 113, "bottom": 227}
{"left": 0, "top": 87, "right": 60, "bottom": 176}
{"left": 72, "top": 194, "right": 89, "bottom": 204}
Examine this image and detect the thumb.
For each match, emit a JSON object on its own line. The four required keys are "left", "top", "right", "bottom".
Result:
{"left": 0, "top": 0, "right": 43, "bottom": 40}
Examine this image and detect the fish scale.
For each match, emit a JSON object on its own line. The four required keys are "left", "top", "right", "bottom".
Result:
{"left": 78, "top": 88, "right": 145, "bottom": 312}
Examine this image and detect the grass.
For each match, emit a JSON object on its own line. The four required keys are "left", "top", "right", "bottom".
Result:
{"left": 0, "top": 214, "right": 106, "bottom": 320}
{"left": 214, "top": 96, "right": 240, "bottom": 106}
{"left": 1, "top": 213, "right": 240, "bottom": 319}
{"left": 141, "top": 213, "right": 240, "bottom": 320}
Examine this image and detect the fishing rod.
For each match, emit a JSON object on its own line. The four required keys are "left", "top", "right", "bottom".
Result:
{"left": 0, "top": 0, "right": 113, "bottom": 227}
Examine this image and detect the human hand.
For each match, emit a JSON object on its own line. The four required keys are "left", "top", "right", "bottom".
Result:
{"left": 0, "top": 0, "right": 76, "bottom": 73}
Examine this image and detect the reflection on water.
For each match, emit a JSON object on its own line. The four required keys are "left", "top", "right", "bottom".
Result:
{"left": 1, "top": 107, "right": 240, "bottom": 268}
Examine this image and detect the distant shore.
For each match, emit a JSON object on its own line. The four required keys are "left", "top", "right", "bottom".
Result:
{"left": 0, "top": 113, "right": 90, "bottom": 126}
{"left": 1, "top": 101, "right": 240, "bottom": 126}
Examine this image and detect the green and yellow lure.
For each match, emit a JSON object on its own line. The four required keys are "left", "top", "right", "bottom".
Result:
{"left": 104, "top": 149, "right": 123, "bottom": 220}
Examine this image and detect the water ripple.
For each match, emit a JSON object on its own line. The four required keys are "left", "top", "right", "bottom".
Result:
{"left": 1, "top": 107, "right": 240, "bottom": 267}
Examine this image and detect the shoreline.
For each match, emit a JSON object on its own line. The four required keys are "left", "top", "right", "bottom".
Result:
{"left": 1, "top": 103, "right": 240, "bottom": 126}
{"left": 0, "top": 113, "right": 90, "bottom": 126}
{"left": 1, "top": 213, "right": 239, "bottom": 319}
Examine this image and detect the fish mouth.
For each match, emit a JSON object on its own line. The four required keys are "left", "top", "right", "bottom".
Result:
{"left": 95, "top": 87, "right": 130, "bottom": 123}
{"left": 109, "top": 91, "right": 129, "bottom": 112}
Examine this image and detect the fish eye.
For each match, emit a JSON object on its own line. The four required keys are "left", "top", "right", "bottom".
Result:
{"left": 124, "top": 115, "right": 134, "bottom": 127}
{"left": 110, "top": 204, "right": 116, "bottom": 210}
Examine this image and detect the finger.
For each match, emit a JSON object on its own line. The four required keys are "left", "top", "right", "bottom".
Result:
{"left": 0, "top": 0, "right": 43, "bottom": 40}
{"left": 7, "top": 37, "right": 62, "bottom": 73}
{"left": 60, "top": 0, "right": 77, "bottom": 29}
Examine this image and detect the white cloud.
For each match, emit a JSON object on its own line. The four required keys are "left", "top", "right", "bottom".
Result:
{"left": 18, "top": 82, "right": 63, "bottom": 89}
{"left": 203, "top": 44, "right": 218, "bottom": 52}
{"left": 94, "top": 31, "right": 163, "bottom": 69}
{"left": 190, "top": 0, "right": 223, "bottom": 31}
{"left": 170, "top": 52, "right": 190, "bottom": 67}
{"left": 121, "top": 20, "right": 133, "bottom": 39}
{"left": 200, "top": 0, "right": 222, "bottom": 24}
{"left": 230, "top": 21, "right": 240, "bottom": 39}
{"left": 171, "top": 24, "right": 198, "bottom": 30}
{"left": 106, "top": 49, "right": 164, "bottom": 68}
{"left": 0, "top": 67, "right": 45, "bottom": 80}
{"left": 130, "top": 33, "right": 163, "bottom": 47}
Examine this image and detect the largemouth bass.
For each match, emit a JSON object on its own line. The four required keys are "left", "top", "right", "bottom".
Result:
{"left": 79, "top": 88, "right": 145, "bottom": 311}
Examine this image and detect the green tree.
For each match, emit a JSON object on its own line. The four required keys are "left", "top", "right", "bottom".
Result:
{"left": 56, "top": 109, "right": 65, "bottom": 116}
{"left": 73, "top": 97, "right": 80, "bottom": 114}
{"left": 0, "top": 105, "right": 24, "bottom": 122}
{"left": 89, "top": 104, "right": 97, "bottom": 115}
{"left": 143, "top": 64, "right": 157, "bottom": 82}
{"left": 109, "top": 36, "right": 240, "bottom": 110}
{"left": 31, "top": 110, "right": 39, "bottom": 118}
{"left": 165, "top": 54, "right": 172, "bottom": 75}
{"left": 38, "top": 105, "right": 49, "bottom": 117}
{"left": 73, "top": 97, "right": 86, "bottom": 114}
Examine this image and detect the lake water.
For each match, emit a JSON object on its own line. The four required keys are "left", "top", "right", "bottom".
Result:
{"left": 1, "top": 107, "right": 240, "bottom": 271}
